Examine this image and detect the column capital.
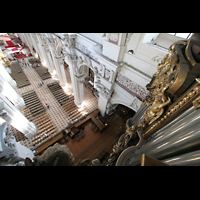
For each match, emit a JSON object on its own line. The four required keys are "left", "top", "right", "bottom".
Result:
{"left": 99, "top": 86, "right": 114, "bottom": 100}
{"left": 75, "top": 74, "right": 87, "bottom": 84}
{"left": 58, "top": 59, "right": 64, "bottom": 65}
{"left": 44, "top": 47, "right": 50, "bottom": 53}
{"left": 55, "top": 55, "right": 65, "bottom": 61}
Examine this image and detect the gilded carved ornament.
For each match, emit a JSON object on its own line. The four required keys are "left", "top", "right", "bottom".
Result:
{"left": 0, "top": 52, "right": 11, "bottom": 67}
{"left": 99, "top": 34, "right": 200, "bottom": 166}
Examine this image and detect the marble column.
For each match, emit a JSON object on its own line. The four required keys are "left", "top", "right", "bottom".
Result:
{"left": 45, "top": 48, "right": 55, "bottom": 74}
{"left": 0, "top": 75, "right": 25, "bottom": 110}
{"left": 97, "top": 86, "right": 114, "bottom": 117}
{"left": 46, "top": 35, "right": 68, "bottom": 88}
{"left": 46, "top": 36, "right": 59, "bottom": 79}
{"left": 0, "top": 93, "right": 37, "bottom": 139}
{"left": 65, "top": 55, "right": 84, "bottom": 107}
{"left": 58, "top": 59, "right": 68, "bottom": 88}
{"left": 52, "top": 56, "right": 67, "bottom": 88}
{"left": 36, "top": 34, "right": 54, "bottom": 74}
{"left": 30, "top": 33, "right": 44, "bottom": 61}
{"left": 98, "top": 94, "right": 108, "bottom": 117}
{"left": 0, "top": 62, "right": 17, "bottom": 88}
{"left": 63, "top": 33, "right": 84, "bottom": 107}
{"left": 93, "top": 66, "right": 99, "bottom": 90}
{"left": 23, "top": 33, "right": 35, "bottom": 56}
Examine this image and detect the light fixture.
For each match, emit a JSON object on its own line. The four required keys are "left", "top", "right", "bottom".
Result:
{"left": 128, "top": 50, "right": 134, "bottom": 54}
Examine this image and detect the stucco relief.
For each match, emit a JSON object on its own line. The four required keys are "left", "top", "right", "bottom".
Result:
{"left": 115, "top": 73, "right": 148, "bottom": 100}
{"left": 109, "top": 33, "right": 119, "bottom": 45}
{"left": 98, "top": 85, "right": 114, "bottom": 100}
{"left": 75, "top": 42, "right": 100, "bottom": 64}
{"left": 109, "top": 33, "right": 119, "bottom": 44}
{"left": 40, "top": 33, "right": 48, "bottom": 45}
{"left": 104, "top": 68, "right": 110, "bottom": 80}
{"left": 151, "top": 55, "right": 164, "bottom": 63}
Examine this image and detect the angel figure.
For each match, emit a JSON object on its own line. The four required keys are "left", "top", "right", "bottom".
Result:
{"left": 142, "top": 84, "right": 171, "bottom": 126}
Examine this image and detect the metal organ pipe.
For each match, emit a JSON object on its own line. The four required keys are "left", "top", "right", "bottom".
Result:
{"left": 148, "top": 106, "right": 194, "bottom": 139}
{"left": 126, "top": 106, "right": 200, "bottom": 166}
{"left": 146, "top": 106, "right": 198, "bottom": 145}
{"left": 161, "top": 150, "right": 200, "bottom": 166}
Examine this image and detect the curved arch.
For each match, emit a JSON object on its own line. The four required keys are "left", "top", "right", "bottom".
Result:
{"left": 77, "top": 64, "right": 88, "bottom": 75}
{"left": 111, "top": 100, "right": 137, "bottom": 112}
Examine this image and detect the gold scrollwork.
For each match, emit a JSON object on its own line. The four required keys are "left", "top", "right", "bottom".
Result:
{"left": 143, "top": 81, "right": 200, "bottom": 138}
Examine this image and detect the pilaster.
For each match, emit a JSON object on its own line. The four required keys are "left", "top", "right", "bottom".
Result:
{"left": 30, "top": 33, "right": 43, "bottom": 61}
{"left": 0, "top": 93, "right": 37, "bottom": 139}
{"left": 0, "top": 62, "right": 17, "bottom": 88}
{"left": 0, "top": 75, "right": 25, "bottom": 109}
{"left": 63, "top": 33, "right": 85, "bottom": 107}
{"left": 44, "top": 48, "right": 55, "bottom": 74}
{"left": 23, "top": 33, "right": 35, "bottom": 56}
{"left": 36, "top": 33, "right": 55, "bottom": 74}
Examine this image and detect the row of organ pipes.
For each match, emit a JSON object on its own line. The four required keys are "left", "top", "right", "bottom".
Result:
{"left": 126, "top": 105, "right": 200, "bottom": 166}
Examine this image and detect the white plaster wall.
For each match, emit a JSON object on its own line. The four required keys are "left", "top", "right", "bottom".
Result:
{"left": 79, "top": 33, "right": 104, "bottom": 45}
{"left": 78, "top": 33, "right": 167, "bottom": 77}
{"left": 119, "top": 64, "right": 150, "bottom": 89}
{"left": 122, "top": 33, "right": 167, "bottom": 77}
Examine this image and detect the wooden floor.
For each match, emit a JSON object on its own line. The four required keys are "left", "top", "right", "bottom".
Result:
{"left": 28, "top": 57, "right": 51, "bottom": 80}
{"left": 22, "top": 90, "right": 58, "bottom": 148}
{"left": 10, "top": 61, "right": 30, "bottom": 88}
{"left": 58, "top": 111, "right": 126, "bottom": 165}
{"left": 33, "top": 109, "right": 127, "bottom": 165}
{"left": 47, "top": 82, "right": 88, "bottom": 122}
{"left": 22, "top": 90, "right": 45, "bottom": 117}
{"left": 34, "top": 65, "right": 52, "bottom": 80}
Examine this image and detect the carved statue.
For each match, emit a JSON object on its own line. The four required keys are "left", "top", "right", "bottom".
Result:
{"left": 26, "top": 143, "right": 74, "bottom": 166}
{"left": 0, "top": 122, "right": 34, "bottom": 166}
{"left": 83, "top": 54, "right": 92, "bottom": 68}
{"left": 76, "top": 56, "right": 84, "bottom": 75}
{"left": 143, "top": 41, "right": 184, "bottom": 107}
{"left": 54, "top": 37, "right": 63, "bottom": 57}
{"left": 142, "top": 84, "right": 171, "bottom": 126}
{"left": 25, "top": 143, "right": 90, "bottom": 166}
{"left": 68, "top": 38, "right": 75, "bottom": 48}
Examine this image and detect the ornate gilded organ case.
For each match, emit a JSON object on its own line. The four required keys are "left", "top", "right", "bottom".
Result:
{"left": 142, "top": 33, "right": 200, "bottom": 139}
{"left": 103, "top": 33, "right": 200, "bottom": 166}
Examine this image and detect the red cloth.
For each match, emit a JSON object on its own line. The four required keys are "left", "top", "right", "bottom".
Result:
{"left": 15, "top": 54, "right": 27, "bottom": 59}
{"left": 19, "top": 45, "right": 26, "bottom": 54}
{"left": 6, "top": 41, "right": 14, "bottom": 46}
{"left": 5, "top": 45, "right": 19, "bottom": 48}
{"left": 12, "top": 48, "right": 19, "bottom": 51}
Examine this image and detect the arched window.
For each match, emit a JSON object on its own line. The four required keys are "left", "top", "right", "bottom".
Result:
{"left": 167, "top": 33, "right": 192, "bottom": 39}
{"left": 151, "top": 33, "right": 193, "bottom": 50}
